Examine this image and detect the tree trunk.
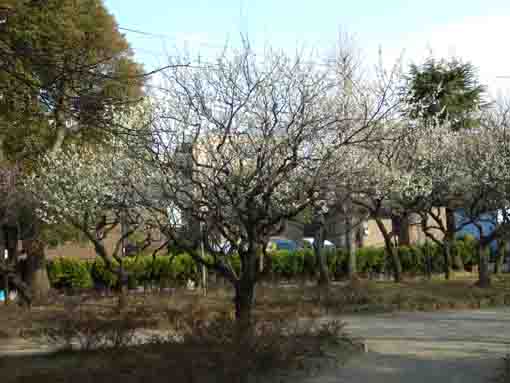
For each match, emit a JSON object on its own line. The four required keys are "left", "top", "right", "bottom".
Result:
{"left": 477, "top": 241, "right": 491, "bottom": 288}
{"left": 494, "top": 239, "right": 506, "bottom": 274}
{"left": 314, "top": 224, "right": 330, "bottom": 286}
{"left": 446, "top": 207, "right": 464, "bottom": 271}
{"left": 316, "top": 249, "right": 330, "bottom": 286}
{"left": 234, "top": 278, "right": 255, "bottom": 327}
{"left": 375, "top": 217, "right": 402, "bottom": 283}
{"left": 234, "top": 246, "right": 258, "bottom": 326}
{"left": 443, "top": 242, "right": 452, "bottom": 280}
{"left": 389, "top": 246, "right": 402, "bottom": 283}
{"left": 24, "top": 239, "right": 50, "bottom": 302}
{"left": 397, "top": 214, "right": 410, "bottom": 246}
{"left": 345, "top": 213, "right": 357, "bottom": 279}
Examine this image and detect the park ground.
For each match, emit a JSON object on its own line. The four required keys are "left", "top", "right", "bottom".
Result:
{"left": 2, "top": 274, "right": 510, "bottom": 382}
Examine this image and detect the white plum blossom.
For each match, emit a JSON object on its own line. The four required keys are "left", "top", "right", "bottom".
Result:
{"left": 22, "top": 105, "right": 156, "bottom": 266}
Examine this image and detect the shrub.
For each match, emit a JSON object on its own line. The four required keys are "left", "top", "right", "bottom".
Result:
{"left": 416, "top": 241, "right": 444, "bottom": 274}
{"left": 47, "top": 238, "right": 478, "bottom": 291}
{"left": 39, "top": 304, "right": 156, "bottom": 351}
{"left": 302, "top": 249, "right": 316, "bottom": 278}
{"left": 90, "top": 258, "right": 118, "bottom": 288}
{"left": 453, "top": 235, "right": 477, "bottom": 268}
{"left": 162, "top": 307, "right": 360, "bottom": 382}
{"left": 271, "top": 250, "right": 303, "bottom": 279}
{"left": 398, "top": 246, "right": 425, "bottom": 275}
{"left": 357, "top": 247, "right": 385, "bottom": 274}
{"left": 47, "top": 257, "right": 93, "bottom": 290}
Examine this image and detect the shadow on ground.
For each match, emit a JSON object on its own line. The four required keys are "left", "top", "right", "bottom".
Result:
{"left": 303, "top": 351, "right": 500, "bottom": 383}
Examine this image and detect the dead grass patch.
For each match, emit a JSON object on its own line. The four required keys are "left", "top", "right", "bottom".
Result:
{"left": 2, "top": 277, "right": 510, "bottom": 341}
{"left": 1, "top": 305, "right": 360, "bottom": 383}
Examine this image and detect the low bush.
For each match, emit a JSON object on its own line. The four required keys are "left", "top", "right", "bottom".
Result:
{"left": 47, "top": 237, "right": 479, "bottom": 290}
{"left": 159, "top": 305, "right": 360, "bottom": 382}
{"left": 6, "top": 302, "right": 361, "bottom": 383}
{"left": 47, "top": 257, "right": 93, "bottom": 290}
{"left": 36, "top": 304, "right": 157, "bottom": 351}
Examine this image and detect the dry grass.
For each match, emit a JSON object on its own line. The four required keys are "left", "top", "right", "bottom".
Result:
{"left": 2, "top": 276, "right": 510, "bottom": 340}
{"left": 0, "top": 304, "right": 360, "bottom": 383}
{"left": 1, "top": 276, "right": 509, "bottom": 382}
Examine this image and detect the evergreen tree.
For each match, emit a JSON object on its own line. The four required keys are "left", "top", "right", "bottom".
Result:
{"left": 0, "top": 0, "right": 144, "bottom": 160}
{"left": 405, "top": 57, "right": 486, "bottom": 131}
{"left": 0, "top": 0, "right": 144, "bottom": 302}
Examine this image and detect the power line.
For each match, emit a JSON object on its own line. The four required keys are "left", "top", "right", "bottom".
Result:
{"left": 119, "top": 25, "right": 354, "bottom": 70}
{"left": 119, "top": 26, "right": 173, "bottom": 39}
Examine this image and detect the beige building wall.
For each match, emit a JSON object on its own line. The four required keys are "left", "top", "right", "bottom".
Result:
{"left": 363, "top": 218, "right": 392, "bottom": 248}
{"left": 46, "top": 226, "right": 121, "bottom": 260}
{"left": 325, "top": 207, "right": 448, "bottom": 250}
{"left": 409, "top": 207, "right": 446, "bottom": 243}
{"left": 46, "top": 225, "right": 166, "bottom": 260}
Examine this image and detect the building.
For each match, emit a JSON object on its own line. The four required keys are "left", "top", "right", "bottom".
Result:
{"left": 322, "top": 208, "right": 447, "bottom": 249}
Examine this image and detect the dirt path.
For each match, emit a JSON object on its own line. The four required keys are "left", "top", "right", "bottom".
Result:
{"left": 2, "top": 308, "right": 510, "bottom": 382}
{"left": 303, "top": 309, "right": 510, "bottom": 382}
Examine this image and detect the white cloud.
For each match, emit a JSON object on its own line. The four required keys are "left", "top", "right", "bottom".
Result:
{"left": 376, "top": 14, "right": 510, "bottom": 97}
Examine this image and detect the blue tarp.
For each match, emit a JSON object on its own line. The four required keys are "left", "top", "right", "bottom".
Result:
{"left": 455, "top": 210, "right": 498, "bottom": 256}
{"left": 0, "top": 290, "right": 5, "bottom": 302}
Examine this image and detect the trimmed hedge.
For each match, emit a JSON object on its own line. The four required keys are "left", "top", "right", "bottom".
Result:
{"left": 48, "top": 257, "right": 94, "bottom": 290}
{"left": 48, "top": 253, "right": 200, "bottom": 290}
{"left": 47, "top": 237, "right": 478, "bottom": 290}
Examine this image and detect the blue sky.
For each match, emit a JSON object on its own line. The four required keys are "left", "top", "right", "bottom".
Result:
{"left": 104, "top": 0, "right": 510, "bottom": 93}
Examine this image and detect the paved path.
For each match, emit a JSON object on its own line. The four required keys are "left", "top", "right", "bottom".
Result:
{"left": 2, "top": 309, "right": 510, "bottom": 382}
{"left": 304, "top": 309, "right": 510, "bottom": 383}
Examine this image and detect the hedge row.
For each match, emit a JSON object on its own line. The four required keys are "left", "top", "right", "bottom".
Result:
{"left": 47, "top": 237, "right": 478, "bottom": 290}
{"left": 47, "top": 253, "right": 200, "bottom": 290}
{"left": 267, "top": 236, "right": 478, "bottom": 279}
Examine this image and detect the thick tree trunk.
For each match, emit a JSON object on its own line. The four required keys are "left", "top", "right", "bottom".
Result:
{"left": 446, "top": 207, "right": 464, "bottom": 271}
{"left": 389, "top": 246, "right": 403, "bottom": 283}
{"left": 375, "top": 217, "right": 402, "bottom": 283}
{"left": 24, "top": 239, "right": 50, "bottom": 302}
{"left": 397, "top": 215, "right": 410, "bottom": 246}
{"left": 234, "top": 246, "right": 258, "bottom": 326}
{"left": 345, "top": 214, "right": 357, "bottom": 279}
{"left": 234, "top": 278, "right": 255, "bottom": 327}
{"left": 314, "top": 225, "right": 330, "bottom": 286}
{"left": 316, "top": 250, "right": 330, "bottom": 286}
{"left": 477, "top": 242, "right": 491, "bottom": 288}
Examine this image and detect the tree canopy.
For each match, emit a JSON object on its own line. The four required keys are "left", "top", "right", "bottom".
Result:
{"left": 0, "top": 0, "right": 144, "bottom": 161}
{"left": 404, "top": 57, "right": 486, "bottom": 131}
